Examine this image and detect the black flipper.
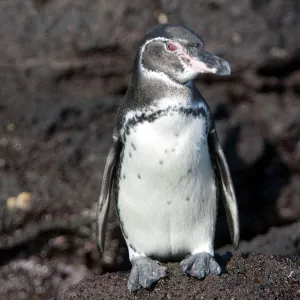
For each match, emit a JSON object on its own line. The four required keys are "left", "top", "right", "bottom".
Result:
{"left": 96, "top": 133, "right": 122, "bottom": 258}
{"left": 208, "top": 127, "right": 240, "bottom": 249}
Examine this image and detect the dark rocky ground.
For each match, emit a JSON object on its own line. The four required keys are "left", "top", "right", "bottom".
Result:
{"left": 0, "top": 0, "right": 300, "bottom": 299}
{"left": 58, "top": 254, "right": 300, "bottom": 300}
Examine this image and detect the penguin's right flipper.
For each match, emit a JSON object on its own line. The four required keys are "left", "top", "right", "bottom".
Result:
{"left": 96, "top": 132, "right": 122, "bottom": 258}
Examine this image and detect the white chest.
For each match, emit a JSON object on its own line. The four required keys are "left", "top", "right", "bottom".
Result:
{"left": 117, "top": 109, "right": 217, "bottom": 260}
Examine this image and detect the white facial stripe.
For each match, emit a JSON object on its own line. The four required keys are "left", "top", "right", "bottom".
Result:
{"left": 139, "top": 37, "right": 169, "bottom": 71}
{"left": 139, "top": 37, "right": 182, "bottom": 88}
{"left": 142, "top": 67, "right": 180, "bottom": 87}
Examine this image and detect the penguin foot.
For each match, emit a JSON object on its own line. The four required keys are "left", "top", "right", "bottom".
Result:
{"left": 180, "top": 252, "right": 221, "bottom": 279}
{"left": 128, "top": 257, "right": 167, "bottom": 292}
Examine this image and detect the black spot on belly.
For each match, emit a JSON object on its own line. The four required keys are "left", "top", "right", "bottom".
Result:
{"left": 187, "top": 168, "right": 192, "bottom": 174}
{"left": 129, "top": 151, "right": 132, "bottom": 158}
{"left": 164, "top": 149, "right": 168, "bottom": 153}
{"left": 137, "top": 174, "right": 141, "bottom": 179}
{"left": 159, "top": 160, "right": 164, "bottom": 165}
{"left": 167, "top": 201, "right": 171, "bottom": 205}
{"left": 123, "top": 174, "right": 126, "bottom": 179}
{"left": 131, "top": 142, "right": 136, "bottom": 150}
{"left": 186, "top": 197, "right": 190, "bottom": 201}
{"left": 174, "top": 133, "right": 179, "bottom": 137}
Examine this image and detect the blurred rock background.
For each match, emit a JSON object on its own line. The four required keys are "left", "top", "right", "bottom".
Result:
{"left": 0, "top": 0, "right": 299, "bottom": 299}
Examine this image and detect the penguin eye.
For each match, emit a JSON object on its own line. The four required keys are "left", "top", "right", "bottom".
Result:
{"left": 167, "top": 42, "right": 177, "bottom": 52}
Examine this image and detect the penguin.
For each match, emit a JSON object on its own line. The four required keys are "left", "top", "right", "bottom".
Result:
{"left": 96, "top": 24, "right": 239, "bottom": 292}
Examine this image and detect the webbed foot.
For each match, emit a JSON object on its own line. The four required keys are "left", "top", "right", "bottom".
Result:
{"left": 180, "top": 252, "right": 221, "bottom": 279}
{"left": 128, "top": 257, "right": 167, "bottom": 292}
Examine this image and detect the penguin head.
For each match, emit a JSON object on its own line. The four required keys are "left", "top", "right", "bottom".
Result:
{"left": 138, "top": 24, "right": 230, "bottom": 84}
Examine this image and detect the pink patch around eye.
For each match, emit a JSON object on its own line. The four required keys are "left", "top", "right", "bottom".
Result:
{"left": 167, "top": 43, "right": 177, "bottom": 51}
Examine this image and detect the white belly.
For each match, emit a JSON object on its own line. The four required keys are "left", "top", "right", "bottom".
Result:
{"left": 117, "top": 111, "right": 217, "bottom": 260}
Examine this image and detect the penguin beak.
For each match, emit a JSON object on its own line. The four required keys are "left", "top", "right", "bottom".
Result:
{"left": 186, "top": 50, "right": 231, "bottom": 76}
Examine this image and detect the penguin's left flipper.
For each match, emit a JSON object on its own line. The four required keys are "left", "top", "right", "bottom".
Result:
{"left": 208, "top": 127, "right": 240, "bottom": 249}
{"left": 96, "top": 132, "right": 122, "bottom": 258}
